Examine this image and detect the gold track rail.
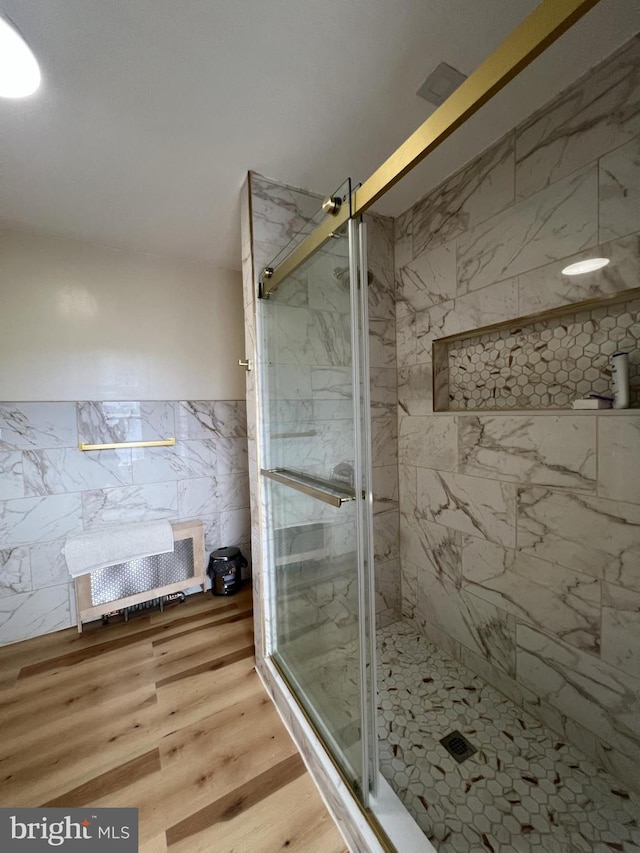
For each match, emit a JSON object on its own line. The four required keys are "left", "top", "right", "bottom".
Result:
{"left": 263, "top": 0, "right": 600, "bottom": 295}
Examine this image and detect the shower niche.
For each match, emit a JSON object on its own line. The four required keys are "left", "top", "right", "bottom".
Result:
{"left": 433, "top": 287, "right": 640, "bottom": 412}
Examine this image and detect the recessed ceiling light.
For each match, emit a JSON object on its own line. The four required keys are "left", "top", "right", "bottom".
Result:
{"left": 0, "top": 15, "right": 41, "bottom": 98}
{"left": 561, "top": 257, "right": 610, "bottom": 276}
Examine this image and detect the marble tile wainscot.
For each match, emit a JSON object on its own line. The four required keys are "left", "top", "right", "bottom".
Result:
{"left": 0, "top": 400, "right": 250, "bottom": 647}
{"left": 395, "top": 34, "right": 640, "bottom": 794}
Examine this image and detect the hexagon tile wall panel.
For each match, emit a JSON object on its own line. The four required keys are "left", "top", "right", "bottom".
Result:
{"left": 442, "top": 296, "right": 640, "bottom": 411}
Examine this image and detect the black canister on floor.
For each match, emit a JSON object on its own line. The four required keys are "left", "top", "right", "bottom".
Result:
{"left": 207, "top": 547, "right": 246, "bottom": 595}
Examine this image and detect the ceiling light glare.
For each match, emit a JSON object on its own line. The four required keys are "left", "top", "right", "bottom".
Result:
{"left": 0, "top": 15, "right": 41, "bottom": 98}
{"left": 561, "top": 257, "right": 610, "bottom": 276}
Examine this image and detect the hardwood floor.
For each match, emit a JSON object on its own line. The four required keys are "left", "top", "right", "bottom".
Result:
{"left": 0, "top": 587, "right": 348, "bottom": 852}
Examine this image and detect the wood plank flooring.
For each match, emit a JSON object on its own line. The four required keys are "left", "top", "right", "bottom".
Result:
{"left": 0, "top": 587, "right": 348, "bottom": 852}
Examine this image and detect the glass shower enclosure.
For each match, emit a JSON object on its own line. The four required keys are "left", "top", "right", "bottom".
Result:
{"left": 257, "top": 210, "right": 378, "bottom": 804}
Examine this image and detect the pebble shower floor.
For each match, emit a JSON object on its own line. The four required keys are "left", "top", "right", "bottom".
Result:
{"left": 377, "top": 621, "right": 640, "bottom": 852}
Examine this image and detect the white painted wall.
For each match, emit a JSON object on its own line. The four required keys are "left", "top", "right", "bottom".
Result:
{"left": 0, "top": 228, "right": 245, "bottom": 401}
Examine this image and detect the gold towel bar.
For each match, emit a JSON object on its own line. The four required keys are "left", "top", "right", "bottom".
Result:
{"left": 78, "top": 438, "right": 176, "bottom": 451}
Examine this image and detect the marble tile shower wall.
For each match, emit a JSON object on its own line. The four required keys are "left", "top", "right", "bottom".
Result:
{"left": 0, "top": 400, "right": 250, "bottom": 646}
{"left": 249, "top": 173, "right": 400, "bottom": 627}
{"left": 395, "top": 36, "right": 640, "bottom": 791}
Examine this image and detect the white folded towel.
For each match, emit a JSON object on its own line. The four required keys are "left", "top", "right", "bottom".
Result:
{"left": 64, "top": 521, "right": 174, "bottom": 578}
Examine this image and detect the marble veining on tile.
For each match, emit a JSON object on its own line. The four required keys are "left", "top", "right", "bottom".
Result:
{"left": 376, "top": 559, "right": 401, "bottom": 619}
{"left": 394, "top": 208, "right": 413, "bottom": 274}
{"left": 177, "top": 473, "right": 249, "bottom": 519}
{"left": 369, "top": 318, "right": 397, "bottom": 369}
{"left": 309, "top": 311, "right": 351, "bottom": 366}
{"left": 416, "top": 469, "right": 517, "bottom": 549}
{"left": 400, "top": 559, "right": 418, "bottom": 619}
{"left": 457, "top": 166, "right": 598, "bottom": 294}
{"left": 517, "top": 621, "right": 640, "bottom": 761}
{"left": 368, "top": 269, "right": 396, "bottom": 324}
{"left": 369, "top": 368, "right": 397, "bottom": 410}
{"left": 453, "top": 279, "right": 520, "bottom": 333}
{"left": 77, "top": 401, "right": 174, "bottom": 445}
{"left": 461, "top": 537, "right": 600, "bottom": 653}
{"left": 82, "top": 482, "right": 178, "bottom": 528}
{"left": 373, "top": 510, "right": 400, "bottom": 563}
{"left": 174, "top": 401, "right": 247, "bottom": 440}
{"left": 366, "top": 214, "right": 394, "bottom": 297}
{"left": 367, "top": 215, "right": 396, "bottom": 322}
{"left": 410, "top": 279, "right": 521, "bottom": 368}
{"left": 250, "top": 172, "right": 322, "bottom": 249}
{"left": 396, "top": 301, "right": 417, "bottom": 369}
{"left": 0, "top": 403, "right": 77, "bottom": 451}
{"left": 371, "top": 413, "right": 398, "bottom": 469}
{"left": 131, "top": 440, "right": 218, "bottom": 484}
{"left": 398, "top": 363, "right": 433, "bottom": 418}
{"left": 306, "top": 256, "right": 350, "bottom": 314}
{"left": 515, "top": 35, "right": 640, "bottom": 199}
{"left": 601, "top": 582, "right": 640, "bottom": 680}
{"left": 377, "top": 620, "right": 640, "bottom": 853}
{"left": 399, "top": 416, "right": 457, "bottom": 472}
{"left": 0, "top": 586, "right": 71, "bottom": 646}
{"left": 0, "top": 547, "right": 31, "bottom": 597}
{"left": 29, "top": 540, "right": 70, "bottom": 590}
{"left": 411, "top": 134, "right": 515, "bottom": 259}
{"left": 310, "top": 367, "right": 352, "bottom": 401}
{"left": 599, "top": 134, "right": 640, "bottom": 243}
{"left": 0, "top": 494, "right": 82, "bottom": 549}
{"left": 517, "top": 234, "right": 640, "bottom": 316}
{"left": 268, "top": 398, "right": 313, "bottom": 425}
{"left": 417, "top": 572, "right": 516, "bottom": 677}
{"left": 372, "top": 465, "right": 399, "bottom": 516}
{"left": 218, "top": 508, "right": 251, "bottom": 551}
{"left": 516, "top": 486, "right": 640, "bottom": 586}
{"left": 274, "top": 304, "right": 353, "bottom": 368}
{"left": 402, "top": 512, "right": 462, "bottom": 591}
{"left": 398, "top": 241, "right": 456, "bottom": 311}
{"left": 264, "top": 304, "right": 315, "bottom": 366}
{"left": 0, "top": 452, "right": 23, "bottom": 500}
{"left": 458, "top": 415, "right": 596, "bottom": 490}
{"left": 23, "top": 448, "right": 133, "bottom": 496}
{"left": 598, "top": 416, "right": 640, "bottom": 503}
{"left": 265, "top": 364, "right": 312, "bottom": 400}
{"left": 271, "top": 268, "right": 310, "bottom": 308}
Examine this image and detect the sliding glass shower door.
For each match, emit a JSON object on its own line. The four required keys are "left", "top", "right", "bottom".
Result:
{"left": 258, "top": 219, "right": 377, "bottom": 800}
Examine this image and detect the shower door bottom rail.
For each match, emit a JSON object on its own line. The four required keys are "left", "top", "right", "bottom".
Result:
{"left": 261, "top": 467, "right": 356, "bottom": 507}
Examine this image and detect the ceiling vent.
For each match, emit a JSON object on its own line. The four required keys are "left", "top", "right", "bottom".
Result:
{"left": 416, "top": 62, "right": 467, "bottom": 106}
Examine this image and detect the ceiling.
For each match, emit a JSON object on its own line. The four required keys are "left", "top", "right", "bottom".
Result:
{"left": 0, "top": 0, "right": 638, "bottom": 271}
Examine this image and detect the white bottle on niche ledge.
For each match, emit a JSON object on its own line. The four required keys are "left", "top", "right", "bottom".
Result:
{"left": 612, "top": 352, "right": 630, "bottom": 410}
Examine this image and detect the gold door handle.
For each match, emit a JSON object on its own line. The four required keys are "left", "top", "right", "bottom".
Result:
{"left": 238, "top": 358, "right": 253, "bottom": 371}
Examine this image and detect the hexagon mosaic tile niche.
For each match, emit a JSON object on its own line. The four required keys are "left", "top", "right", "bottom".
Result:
{"left": 436, "top": 295, "right": 640, "bottom": 411}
